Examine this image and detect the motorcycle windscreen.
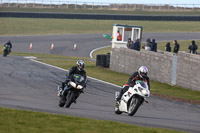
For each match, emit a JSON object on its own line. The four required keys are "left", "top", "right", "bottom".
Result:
{"left": 136, "top": 80, "right": 148, "bottom": 89}
{"left": 73, "top": 74, "right": 85, "bottom": 85}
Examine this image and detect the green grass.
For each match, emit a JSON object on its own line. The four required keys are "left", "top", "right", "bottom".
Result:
{"left": 1, "top": 7, "right": 200, "bottom": 15}
{"left": 0, "top": 107, "right": 186, "bottom": 133}
{"left": 92, "top": 46, "right": 111, "bottom": 58}
{"left": 1, "top": 18, "right": 200, "bottom": 36}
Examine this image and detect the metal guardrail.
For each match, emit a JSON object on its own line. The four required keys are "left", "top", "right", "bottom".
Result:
{"left": 1, "top": 0, "right": 200, "bottom": 11}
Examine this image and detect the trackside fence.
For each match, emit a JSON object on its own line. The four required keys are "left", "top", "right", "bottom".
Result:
{"left": 1, "top": 0, "right": 200, "bottom": 11}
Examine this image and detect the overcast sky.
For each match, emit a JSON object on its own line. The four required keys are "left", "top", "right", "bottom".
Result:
{"left": 4, "top": 0, "right": 200, "bottom": 6}
{"left": 61, "top": 0, "right": 200, "bottom": 4}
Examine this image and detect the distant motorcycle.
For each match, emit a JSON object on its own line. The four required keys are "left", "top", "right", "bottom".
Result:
{"left": 114, "top": 80, "right": 150, "bottom": 116}
{"left": 58, "top": 74, "right": 85, "bottom": 108}
{"left": 3, "top": 44, "right": 11, "bottom": 57}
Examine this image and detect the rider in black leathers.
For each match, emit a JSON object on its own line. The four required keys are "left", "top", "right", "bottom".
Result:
{"left": 116, "top": 66, "right": 150, "bottom": 102}
{"left": 4, "top": 41, "right": 12, "bottom": 49}
{"left": 4, "top": 41, "right": 12, "bottom": 52}
{"left": 58, "top": 60, "right": 87, "bottom": 97}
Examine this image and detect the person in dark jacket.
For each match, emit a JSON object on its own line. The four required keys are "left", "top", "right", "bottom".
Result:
{"left": 188, "top": 40, "right": 198, "bottom": 54}
{"left": 145, "top": 38, "right": 152, "bottom": 51}
{"left": 116, "top": 66, "right": 150, "bottom": 102}
{"left": 173, "top": 40, "right": 180, "bottom": 53}
{"left": 165, "top": 42, "right": 171, "bottom": 52}
{"left": 58, "top": 60, "right": 87, "bottom": 97}
{"left": 127, "top": 38, "right": 133, "bottom": 49}
{"left": 131, "top": 39, "right": 140, "bottom": 51}
{"left": 151, "top": 39, "right": 157, "bottom": 52}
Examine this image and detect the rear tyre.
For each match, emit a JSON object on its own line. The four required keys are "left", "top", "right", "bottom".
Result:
{"left": 58, "top": 96, "right": 66, "bottom": 107}
{"left": 3, "top": 51, "right": 7, "bottom": 57}
{"left": 114, "top": 102, "right": 122, "bottom": 114}
{"left": 128, "top": 97, "right": 141, "bottom": 116}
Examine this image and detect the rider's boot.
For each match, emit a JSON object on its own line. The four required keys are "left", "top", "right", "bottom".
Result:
{"left": 58, "top": 81, "right": 68, "bottom": 97}
{"left": 57, "top": 86, "right": 63, "bottom": 97}
{"left": 116, "top": 89, "right": 123, "bottom": 102}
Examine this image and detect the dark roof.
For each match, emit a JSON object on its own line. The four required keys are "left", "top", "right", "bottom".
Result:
{"left": 114, "top": 24, "right": 142, "bottom": 28}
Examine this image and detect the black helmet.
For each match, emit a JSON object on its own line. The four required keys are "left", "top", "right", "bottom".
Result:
{"left": 77, "top": 60, "right": 85, "bottom": 71}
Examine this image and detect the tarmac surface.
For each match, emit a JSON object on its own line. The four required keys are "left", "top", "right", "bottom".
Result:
{"left": 0, "top": 33, "right": 200, "bottom": 132}
{"left": 1, "top": 32, "right": 200, "bottom": 57}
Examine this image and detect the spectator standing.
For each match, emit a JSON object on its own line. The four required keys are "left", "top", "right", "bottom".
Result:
{"left": 165, "top": 42, "right": 171, "bottom": 52}
{"left": 145, "top": 38, "right": 152, "bottom": 51}
{"left": 188, "top": 40, "right": 198, "bottom": 54}
{"left": 151, "top": 39, "right": 157, "bottom": 52}
{"left": 131, "top": 39, "right": 140, "bottom": 51}
{"left": 127, "top": 38, "right": 133, "bottom": 49}
{"left": 173, "top": 40, "right": 180, "bottom": 53}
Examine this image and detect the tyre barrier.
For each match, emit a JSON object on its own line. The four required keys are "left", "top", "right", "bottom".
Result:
{"left": 96, "top": 53, "right": 110, "bottom": 68}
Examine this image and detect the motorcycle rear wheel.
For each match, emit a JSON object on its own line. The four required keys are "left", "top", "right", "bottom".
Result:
{"left": 58, "top": 96, "right": 66, "bottom": 107}
{"left": 114, "top": 102, "right": 122, "bottom": 114}
{"left": 3, "top": 51, "right": 8, "bottom": 57}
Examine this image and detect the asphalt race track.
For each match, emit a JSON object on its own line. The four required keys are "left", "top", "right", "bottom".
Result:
{"left": 1, "top": 32, "right": 200, "bottom": 58}
{"left": 0, "top": 33, "right": 200, "bottom": 132}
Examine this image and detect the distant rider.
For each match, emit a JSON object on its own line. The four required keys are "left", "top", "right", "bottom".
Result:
{"left": 4, "top": 41, "right": 12, "bottom": 52}
{"left": 58, "top": 60, "right": 87, "bottom": 97}
{"left": 116, "top": 66, "right": 150, "bottom": 102}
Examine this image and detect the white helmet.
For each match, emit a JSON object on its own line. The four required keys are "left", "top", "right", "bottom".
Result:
{"left": 76, "top": 60, "right": 85, "bottom": 71}
{"left": 138, "top": 66, "right": 148, "bottom": 78}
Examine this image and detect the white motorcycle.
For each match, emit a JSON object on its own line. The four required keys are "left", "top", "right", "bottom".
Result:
{"left": 114, "top": 80, "right": 150, "bottom": 116}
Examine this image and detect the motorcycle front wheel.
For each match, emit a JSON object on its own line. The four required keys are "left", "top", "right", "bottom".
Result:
{"left": 128, "top": 97, "right": 141, "bottom": 116}
{"left": 65, "top": 91, "right": 75, "bottom": 108}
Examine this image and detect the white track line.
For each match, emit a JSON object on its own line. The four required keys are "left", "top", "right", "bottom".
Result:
{"left": 89, "top": 45, "right": 111, "bottom": 59}
{"left": 30, "top": 59, "right": 121, "bottom": 88}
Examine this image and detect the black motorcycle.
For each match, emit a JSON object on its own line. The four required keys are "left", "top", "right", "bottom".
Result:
{"left": 58, "top": 74, "right": 86, "bottom": 108}
{"left": 3, "top": 44, "right": 11, "bottom": 57}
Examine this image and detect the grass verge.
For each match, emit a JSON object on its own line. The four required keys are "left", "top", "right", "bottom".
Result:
{"left": 1, "top": 18, "right": 200, "bottom": 36}
{"left": 0, "top": 107, "right": 186, "bottom": 133}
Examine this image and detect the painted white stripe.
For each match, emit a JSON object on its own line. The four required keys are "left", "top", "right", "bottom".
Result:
{"left": 89, "top": 45, "right": 111, "bottom": 59}
{"left": 24, "top": 56, "right": 37, "bottom": 59}
{"left": 30, "top": 59, "right": 121, "bottom": 88}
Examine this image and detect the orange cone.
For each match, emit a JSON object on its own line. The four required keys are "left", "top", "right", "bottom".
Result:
{"left": 50, "top": 43, "right": 54, "bottom": 50}
{"left": 29, "top": 43, "right": 33, "bottom": 50}
{"left": 74, "top": 43, "right": 77, "bottom": 50}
